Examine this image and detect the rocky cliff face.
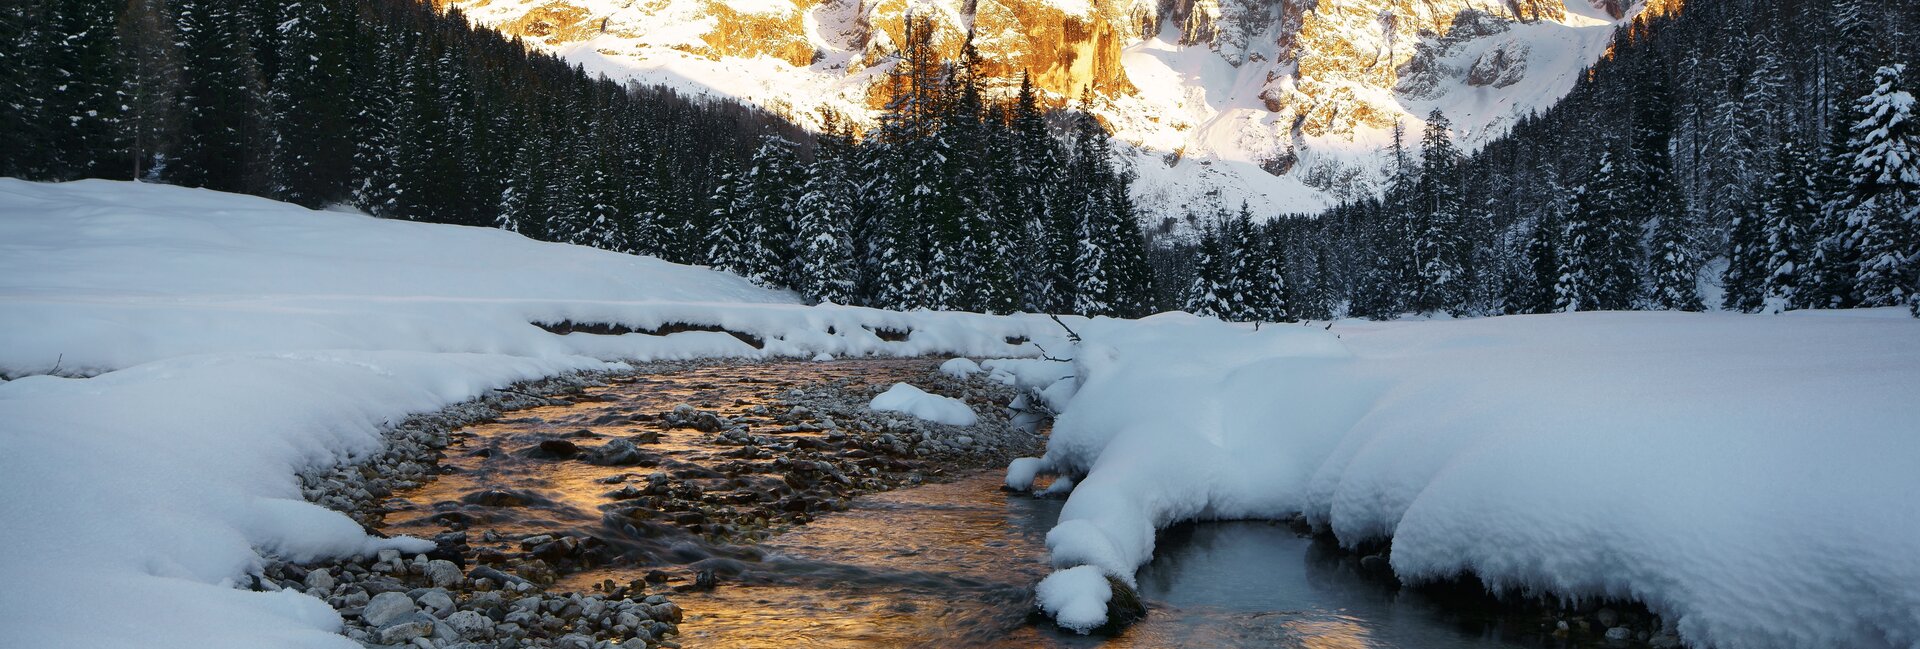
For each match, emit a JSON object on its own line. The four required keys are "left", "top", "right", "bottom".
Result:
{"left": 441, "top": 0, "right": 1643, "bottom": 216}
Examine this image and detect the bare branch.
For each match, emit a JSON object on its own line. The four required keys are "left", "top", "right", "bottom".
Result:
{"left": 1048, "top": 314, "right": 1083, "bottom": 343}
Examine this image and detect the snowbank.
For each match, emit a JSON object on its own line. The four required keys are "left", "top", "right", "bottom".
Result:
{"left": 1007, "top": 311, "right": 1920, "bottom": 648}
{"left": 869, "top": 383, "right": 979, "bottom": 426}
{"left": 0, "top": 180, "right": 1067, "bottom": 649}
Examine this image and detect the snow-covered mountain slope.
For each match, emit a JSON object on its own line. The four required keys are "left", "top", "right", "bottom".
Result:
{"left": 439, "top": 0, "right": 1655, "bottom": 218}
{"left": 0, "top": 179, "right": 1065, "bottom": 649}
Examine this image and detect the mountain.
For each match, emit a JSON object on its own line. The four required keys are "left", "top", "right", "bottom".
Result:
{"left": 435, "top": 0, "right": 1651, "bottom": 217}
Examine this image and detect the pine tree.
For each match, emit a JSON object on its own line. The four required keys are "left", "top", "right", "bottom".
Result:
{"left": 706, "top": 157, "right": 758, "bottom": 279}
{"left": 170, "top": 0, "right": 271, "bottom": 193}
{"left": 34, "top": 0, "right": 128, "bottom": 179}
{"left": 268, "top": 0, "right": 355, "bottom": 207}
{"left": 1757, "top": 142, "right": 1823, "bottom": 310}
{"left": 116, "top": 0, "right": 182, "bottom": 181}
{"left": 1411, "top": 110, "right": 1465, "bottom": 314}
{"left": 793, "top": 124, "right": 858, "bottom": 304}
{"left": 1842, "top": 64, "right": 1919, "bottom": 311}
{"left": 1510, "top": 211, "right": 1561, "bottom": 315}
{"left": 730, "top": 135, "right": 802, "bottom": 287}
{"left": 1182, "top": 221, "right": 1232, "bottom": 318}
{"left": 1558, "top": 149, "right": 1643, "bottom": 312}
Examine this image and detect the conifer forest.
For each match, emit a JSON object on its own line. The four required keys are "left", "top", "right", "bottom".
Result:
{"left": 4, "top": 0, "right": 1917, "bottom": 320}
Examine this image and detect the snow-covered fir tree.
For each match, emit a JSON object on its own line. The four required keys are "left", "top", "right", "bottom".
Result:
{"left": 1842, "top": 64, "right": 1919, "bottom": 312}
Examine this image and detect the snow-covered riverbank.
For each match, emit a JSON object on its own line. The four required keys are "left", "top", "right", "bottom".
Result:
{"left": 0, "top": 180, "right": 1068, "bottom": 649}
{"left": 1006, "top": 311, "right": 1920, "bottom": 648}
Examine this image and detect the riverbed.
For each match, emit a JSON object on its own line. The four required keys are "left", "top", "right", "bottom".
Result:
{"left": 377, "top": 358, "right": 1617, "bottom": 648}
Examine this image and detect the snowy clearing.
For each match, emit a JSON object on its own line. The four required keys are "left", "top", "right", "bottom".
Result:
{"left": 0, "top": 180, "right": 1067, "bottom": 649}
{"left": 1006, "top": 311, "right": 1920, "bottom": 648}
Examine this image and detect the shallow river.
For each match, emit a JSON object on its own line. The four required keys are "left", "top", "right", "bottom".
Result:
{"left": 386, "top": 360, "right": 1594, "bottom": 648}
{"left": 658, "top": 474, "right": 1576, "bottom": 649}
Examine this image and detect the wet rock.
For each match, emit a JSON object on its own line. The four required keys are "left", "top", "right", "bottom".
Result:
{"left": 1605, "top": 626, "right": 1633, "bottom": 641}
{"left": 1359, "top": 554, "right": 1390, "bottom": 573}
{"left": 363, "top": 591, "right": 419, "bottom": 627}
{"left": 461, "top": 489, "right": 533, "bottom": 507}
{"left": 527, "top": 439, "right": 581, "bottom": 459}
{"left": 589, "top": 439, "right": 652, "bottom": 466}
{"left": 1087, "top": 574, "right": 1148, "bottom": 633}
{"left": 467, "top": 566, "right": 532, "bottom": 590}
{"left": 1595, "top": 607, "right": 1619, "bottom": 628}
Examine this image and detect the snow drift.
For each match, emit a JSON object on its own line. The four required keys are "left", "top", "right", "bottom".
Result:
{"left": 1006, "top": 311, "right": 1920, "bottom": 648}
{"left": 0, "top": 179, "right": 1067, "bottom": 649}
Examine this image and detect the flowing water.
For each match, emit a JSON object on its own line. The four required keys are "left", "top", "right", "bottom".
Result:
{"left": 386, "top": 360, "right": 1602, "bottom": 649}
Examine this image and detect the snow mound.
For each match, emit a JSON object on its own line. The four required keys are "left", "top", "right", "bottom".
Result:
{"left": 1012, "top": 311, "right": 1920, "bottom": 647}
{"left": 1034, "top": 565, "right": 1112, "bottom": 633}
{"left": 938, "top": 357, "right": 981, "bottom": 377}
{"left": 868, "top": 383, "right": 978, "bottom": 427}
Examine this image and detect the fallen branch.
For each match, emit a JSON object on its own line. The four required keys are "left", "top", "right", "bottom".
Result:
{"left": 1048, "top": 314, "right": 1083, "bottom": 343}
{"left": 1031, "top": 343, "right": 1073, "bottom": 364}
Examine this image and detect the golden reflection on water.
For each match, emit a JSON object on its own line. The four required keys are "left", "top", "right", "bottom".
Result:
{"left": 1291, "top": 616, "right": 1377, "bottom": 649}
{"left": 382, "top": 359, "right": 941, "bottom": 567}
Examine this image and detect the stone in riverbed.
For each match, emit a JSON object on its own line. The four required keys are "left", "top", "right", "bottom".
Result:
{"left": 1605, "top": 626, "right": 1633, "bottom": 641}
{"left": 376, "top": 612, "right": 436, "bottom": 644}
{"left": 363, "top": 591, "right": 419, "bottom": 627}
{"left": 1595, "top": 607, "right": 1619, "bottom": 628}
{"left": 442, "top": 610, "right": 492, "bottom": 639}
{"left": 303, "top": 568, "right": 335, "bottom": 594}
{"left": 415, "top": 588, "right": 455, "bottom": 616}
{"left": 425, "top": 559, "right": 464, "bottom": 588}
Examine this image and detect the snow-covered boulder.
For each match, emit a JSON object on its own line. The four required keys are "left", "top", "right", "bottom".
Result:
{"left": 868, "top": 383, "right": 978, "bottom": 427}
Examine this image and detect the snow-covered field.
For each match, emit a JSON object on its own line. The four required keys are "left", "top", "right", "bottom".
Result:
{"left": 0, "top": 179, "right": 1064, "bottom": 649}
{"left": 8, "top": 178, "right": 1917, "bottom": 649}
{"left": 1004, "top": 311, "right": 1920, "bottom": 648}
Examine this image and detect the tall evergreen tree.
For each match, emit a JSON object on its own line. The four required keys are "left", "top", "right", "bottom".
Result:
{"left": 1757, "top": 141, "right": 1823, "bottom": 310}
{"left": 1411, "top": 110, "right": 1465, "bottom": 314}
{"left": 1842, "top": 64, "right": 1919, "bottom": 310}
{"left": 1558, "top": 150, "right": 1643, "bottom": 312}
{"left": 169, "top": 0, "right": 270, "bottom": 193}
{"left": 268, "top": 0, "right": 355, "bottom": 207}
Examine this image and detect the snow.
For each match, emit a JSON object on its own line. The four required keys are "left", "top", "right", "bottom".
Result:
{"left": 1034, "top": 565, "right": 1111, "bottom": 632}
{"left": 0, "top": 179, "right": 1069, "bottom": 649}
{"left": 938, "top": 356, "right": 981, "bottom": 377}
{"left": 868, "top": 382, "right": 978, "bottom": 427}
{"left": 1008, "top": 310, "right": 1920, "bottom": 647}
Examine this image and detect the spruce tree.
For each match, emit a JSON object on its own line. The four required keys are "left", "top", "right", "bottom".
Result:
{"left": 793, "top": 126, "right": 859, "bottom": 304}
{"left": 269, "top": 0, "right": 355, "bottom": 207}
{"left": 1182, "top": 221, "right": 1232, "bottom": 318}
{"left": 1842, "top": 64, "right": 1919, "bottom": 311}
{"left": 170, "top": 0, "right": 271, "bottom": 193}
{"left": 1757, "top": 142, "right": 1823, "bottom": 310}
{"left": 1411, "top": 110, "right": 1465, "bottom": 315}
{"left": 1558, "top": 149, "right": 1643, "bottom": 311}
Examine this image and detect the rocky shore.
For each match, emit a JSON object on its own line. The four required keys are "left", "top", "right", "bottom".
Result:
{"left": 257, "top": 357, "right": 1043, "bottom": 649}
